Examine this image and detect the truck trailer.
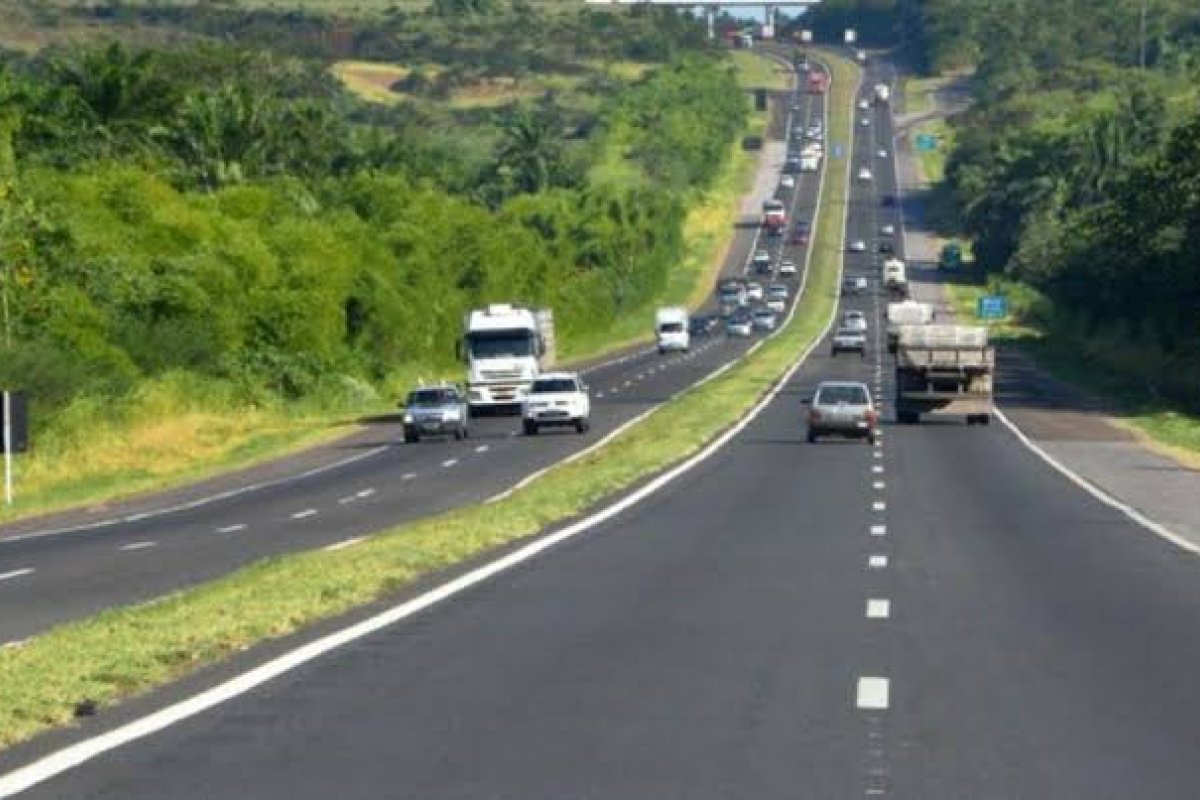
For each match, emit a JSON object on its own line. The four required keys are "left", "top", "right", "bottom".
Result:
{"left": 885, "top": 300, "right": 934, "bottom": 353}
{"left": 894, "top": 324, "right": 994, "bottom": 425}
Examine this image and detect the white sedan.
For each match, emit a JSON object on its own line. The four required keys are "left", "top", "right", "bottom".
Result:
{"left": 857, "top": 167, "right": 873, "bottom": 182}
{"left": 877, "top": 148, "right": 889, "bottom": 158}
{"left": 848, "top": 239, "right": 867, "bottom": 253}
{"left": 858, "top": 99, "right": 871, "bottom": 110}
{"left": 780, "top": 174, "right": 796, "bottom": 189}
{"left": 778, "top": 259, "right": 798, "bottom": 276}
{"left": 880, "top": 223, "right": 896, "bottom": 236}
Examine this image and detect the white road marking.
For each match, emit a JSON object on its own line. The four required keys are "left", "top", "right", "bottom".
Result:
{"left": 118, "top": 541, "right": 156, "bottom": 552}
{"left": 873, "top": 481, "right": 886, "bottom": 490}
{"left": 856, "top": 677, "right": 890, "bottom": 710}
{"left": 873, "top": 501, "right": 886, "bottom": 511}
{"left": 0, "top": 57, "right": 843, "bottom": 797}
{"left": 356, "top": 488, "right": 376, "bottom": 499}
{"left": 0, "top": 568, "right": 34, "bottom": 582}
{"left": 596, "top": 393, "right": 604, "bottom": 399}
{"left": 871, "top": 524, "right": 886, "bottom": 536}
{"left": 402, "top": 473, "right": 417, "bottom": 481}
{"left": 441, "top": 459, "right": 458, "bottom": 468}
{"left": 624, "top": 381, "right": 633, "bottom": 387}
{"left": 215, "top": 524, "right": 246, "bottom": 534}
{"left": 123, "top": 513, "right": 150, "bottom": 523}
{"left": 474, "top": 445, "right": 489, "bottom": 453}
{"left": 872, "top": 465, "right": 884, "bottom": 473}
{"left": 290, "top": 509, "right": 318, "bottom": 520}
{"left": 324, "top": 537, "right": 365, "bottom": 552}
{"left": 868, "top": 554, "right": 888, "bottom": 569}
{"left": 866, "top": 599, "right": 891, "bottom": 619}
{"left": 873, "top": 451, "right": 882, "bottom": 459}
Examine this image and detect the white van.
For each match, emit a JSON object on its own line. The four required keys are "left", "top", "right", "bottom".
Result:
{"left": 655, "top": 307, "right": 690, "bottom": 353}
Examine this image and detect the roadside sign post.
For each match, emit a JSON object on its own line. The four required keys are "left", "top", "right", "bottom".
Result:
{"left": 977, "top": 295, "right": 1008, "bottom": 321}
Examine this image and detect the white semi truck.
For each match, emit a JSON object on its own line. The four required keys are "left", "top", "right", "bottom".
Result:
{"left": 885, "top": 300, "right": 934, "bottom": 353}
{"left": 461, "top": 304, "right": 555, "bottom": 411}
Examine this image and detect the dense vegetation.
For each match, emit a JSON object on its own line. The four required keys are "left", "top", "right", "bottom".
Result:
{"left": 800, "top": 0, "right": 1200, "bottom": 405}
{"left": 0, "top": 3, "right": 746, "bottom": 438}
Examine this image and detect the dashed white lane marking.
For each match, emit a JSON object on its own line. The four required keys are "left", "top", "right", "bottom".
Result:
{"left": 866, "top": 599, "right": 891, "bottom": 619}
{"left": 123, "top": 513, "right": 150, "bottom": 523}
{"left": 215, "top": 524, "right": 246, "bottom": 534}
{"left": 356, "top": 488, "right": 376, "bottom": 499}
{"left": 475, "top": 445, "right": 489, "bottom": 453}
{"left": 872, "top": 501, "right": 886, "bottom": 512}
{"left": 290, "top": 509, "right": 318, "bottom": 520}
{"left": 856, "top": 677, "right": 890, "bottom": 710}
{"left": 0, "top": 568, "right": 34, "bottom": 582}
{"left": 871, "top": 525, "right": 886, "bottom": 536}
{"left": 118, "top": 541, "right": 156, "bottom": 552}
{"left": 441, "top": 459, "right": 458, "bottom": 468}
{"left": 324, "top": 537, "right": 365, "bottom": 552}
{"left": 596, "top": 393, "right": 605, "bottom": 399}
{"left": 872, "top": 465, "right": 884, "bottom": 473}
{"left": 873, "top": 451, "right": 882, "bottom": 459}
{"left": 868, "top": 554, "right": 888, "bottom": 569}
{"left": 402, "top": 473, "right": 417, "bottom": 481}
{"left": 873, "top": 481, "right": 886, "bottom": 490}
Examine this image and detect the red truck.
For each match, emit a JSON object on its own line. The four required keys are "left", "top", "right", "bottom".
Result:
{"left": 807, "top": 70, "right": 829, "bottom": 94}
{"left": 762, "top": 199, "right": 787, "bottom": 234}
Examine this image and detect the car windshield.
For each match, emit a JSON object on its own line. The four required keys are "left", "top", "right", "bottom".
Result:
{"left": 467, "top": 329, "right": 535, "bottom": 358}
{"left": 659, "top": 322, "right": 684, "bottom": 333}
{"left": 837, "top": 328, "right": 861, "bottom": 337}
{"left": 531, "top": 379, "right": 577, "bottom": 394}
{"left": 754, "top": 310, "right": 773, "bottom": 319}
{"left": 409, "top": 390, "right": 455, "bottom": 406}
{"left": 817, "top": 385, "right": 869, "bottom": 405}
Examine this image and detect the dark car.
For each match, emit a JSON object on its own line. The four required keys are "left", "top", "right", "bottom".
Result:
{"left": 790, "top": 221, "right": 811, "bottom": 245}
{"left": 688, "top": 315, "right": 717, "bottom": 337}
{"left": 878, "top": 241, "right": 895, "bottom": 255}
{"left": 881, "top": 193, "right": 895, "bottom": 207}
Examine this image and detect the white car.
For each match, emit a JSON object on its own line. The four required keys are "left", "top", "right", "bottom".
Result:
{"left": 752, "top": 308, "right": 778, "bottom": 331}
{"left": 857, "top": 167, "right": 873, "bottom": 181}
{"left": 780, "top": 174, "right": 796, "bottom": 189}
{"left": 880, "top": 223, "right": 896, "bottom": 236}
{"left": 848, "top": 239, "right": 867, "bottom": 252}
{"left": 522, "top": 373, "right": 591, "bottom": 435}
{"left": 765, "top": 284, "right": 789, "bottom": 312}
{"left": 877, "top": 148, "right": 889, "bottom": 158}
{"left": 858, "top": 99, "right": 871, "bottom": 110}
{"left": 778, "top": 259, "right": 798, "bottom": 276}
{"left": 859, "top": 117, "right": 871, "bottom": 127}
{"left": 745, "top": 281, "right": 764, "bottom": 301}
{"left": 841, "top": 310, "right": 868, "bottom": 332}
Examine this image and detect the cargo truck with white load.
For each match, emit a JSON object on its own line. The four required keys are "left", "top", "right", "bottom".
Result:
{"left": 885, "top": 300, "right": 934, "bottom": 353}
{"left": 882, "top": 257, "right": 908, "bottom": 296}
{"left": 461, "top": 304, "right": 554, "bottom": 411}
{"left": 894, "top": 324, "right": 994, "bottom": 425}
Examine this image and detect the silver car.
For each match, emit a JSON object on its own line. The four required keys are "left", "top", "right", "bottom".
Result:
{"left": 726, "top": 314, "right": 753, "bottom": 337}
{"left": 831, "top": 327, "right": 867, "bottom": 357}
{"left": 805, "top": 381, "right": 878, "bottom": 444}
{"left": 403, "top": 384, "right": 469, "bottom": 443}
{"left": 752, "top": 309, "right": 778, "bottom": 331}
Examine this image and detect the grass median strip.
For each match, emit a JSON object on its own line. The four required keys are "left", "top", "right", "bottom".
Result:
{"left": 0, "top": 52, "right": 860, "bottom": 752}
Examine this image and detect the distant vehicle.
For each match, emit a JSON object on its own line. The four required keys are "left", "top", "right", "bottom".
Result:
{"left": 885, "top": 300, "right": 934, "bottom": 353}
{"left": 883, "top": 258, "right": 908, "bottom": 297}
{"left": 857, "top": 167, "right": 873, "bottom": 181}
{"left": 940, "top": 242, "right": 964, "bottom": 269}
{"left": 717, "top": 281, "right": 746, "bottom": 313}
{"left": 895, "top": 325, "right": 993, "bottom": 425}
{"left": 522, "top": 372, "right": 591, "bottom": 435}
{"left": 880, "top": 223, "right": 896, "bottom": 236}
{"left": 783, "top": 156, "right": 802, "bottom": 175}
{"left": 763, "top": 198, "right": 787, "bottom": 234}
{"left": 402, "top": 383, "right": 469, "bottom": 444}
{"left": 791, "top": 220, "right": 811, "bottom": 245}
{"left": 800, "top": 153, "right": 821, "bottom": 172}
{"left": 877, "top": 148, "right": 889, "bottom": 158}
{"left": 878, "top": 241, "right": 895, "bottom": 255}
{"left": 841, "top": 310, "right": 868, "bottom": 332}
{"left": 855, "top": 50, "right": 868, "bottom": 64}
{"left": 689, "top": 315, "right": 718, "bottom": 337}
{"left": 655, "top": 307, "right": 690, "bottom": 354}
{"left": 765, "top": 284, "right": 788, "bottom": 312}
{"left": 804, "top": 381, "right": 877, "bottom": 444}
{"left": 726, "top": 313, "right": 753, "bottom": 337}
{"left": 842, "top": 275, "right": 868, "bottom": 294}
{"left": 831, "top": 327, "right": 867, "bottom": 357}
{"left": 779, "top": 259, "right": 799, "bottom": 276}
{"left": 745, "top": 281, "right": 764, "bottom": 302}
{"left": 881, "top": 194, "right": 895, "bottom": 206}
{"left": 859, "top": 117, "right": 871, "bottom": 127}
{"left": 807, "top": 70, "right": 829, "bottom": 94}
{"left": 752, "top": 249, "right": 772, "bottom": 274}
{"left": 874, "top": 83, "right": 890, "bottom": 104}
{"left": 780, "top": 174, "right": 796, "bottom": 189}
{"left": 752, "top": 308, "right": 778, "bottom": 331}
{"left": 858, "top": 99, "right": 871, "bottom": 110}
{"left": 848, "top": 239, "right": 867, "bottom": 252}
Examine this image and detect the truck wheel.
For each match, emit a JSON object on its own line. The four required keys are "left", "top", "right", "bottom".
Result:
{"left": 523, "top": 420, "right": 538, "bottom": 436}
{"left": 575, "top": 418, "right": 590, "bottom": 434}
{"left": 404, "top": 430, "right": 419, "bottom": 444}
{"left": 867, "top": 431, "right": 877, "bottom": 445}
{"left": 979, "top": 414, "right": 991, "bottom": 426}
{"left": 806, "top": 430, "right": 817, "bottom": 444}
{"left": 453, "top": 426, "right": 465, "bottom": 441}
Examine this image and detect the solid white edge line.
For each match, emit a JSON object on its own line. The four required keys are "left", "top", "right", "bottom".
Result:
{"left": 0, "top": 56, "right": 858, "bottom": 797}
{"left": 118, "top": 542, "right": 156, "bottom": 552}
{"left": 856, "top": 677, "right": 890, "bottom": 710}
{"left": 1, "top": 445, "right": 391, "bottom": 545}
{"left": 993, "top": 407, "right": 1200, "bottom": 556}
{"left": 324, "top": 537, "right": 365, "bottom": 552}
{"left": 441, "top": 459, "right": 458, "bottom": 468}
{"left": 0, "top": 568, "right": 34, "bottom": 582}
{"left": 214, "top": 525, "right": 246, "bottom": 534}
{"left": 290, "top": 510, "right": 318, "bottom": 520}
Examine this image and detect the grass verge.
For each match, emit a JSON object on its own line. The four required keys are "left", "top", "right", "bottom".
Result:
{"left": 0, "top": 51, "right": 862, "bottom": 754}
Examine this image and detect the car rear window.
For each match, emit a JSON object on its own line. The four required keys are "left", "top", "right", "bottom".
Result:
{"left": 817, "top": 385, "right": 869, "bottom": 405}
{"left": 410, "top": 390, "right": 454, "bottom": 405}
{"left": 531, "top": 379, "right": 577, "bottom": 393}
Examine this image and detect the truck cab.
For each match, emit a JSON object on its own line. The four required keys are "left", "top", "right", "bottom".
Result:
{"left": 655, "top": 307, "right": 690, "bottom": 353}
{"left": 462, "top": 304, "right": 554, "bottom": 410}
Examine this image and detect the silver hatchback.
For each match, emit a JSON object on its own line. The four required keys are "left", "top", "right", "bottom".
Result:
{"left": 804, "top": 381, "right": 878, "bottom": 444}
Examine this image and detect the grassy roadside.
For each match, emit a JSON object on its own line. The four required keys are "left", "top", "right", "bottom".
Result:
{"left": 0, "top": 52, "right": 861, "bottom": 753}
{"left": 0, "top": 50, "right": 781, "bottom": 527}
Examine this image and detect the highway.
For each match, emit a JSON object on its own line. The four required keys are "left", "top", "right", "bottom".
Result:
{"left": 0, "top": 60, "right": 825, "bottom": 643}
{"left": 4, "top": 51, "right": 1200, "bottom": 799}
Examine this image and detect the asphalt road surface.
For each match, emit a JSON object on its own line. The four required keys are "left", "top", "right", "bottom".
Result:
{"left": 4, "top": 50, "right": 1200, "bottom": 800}
{"left": 0, "top": 61, "right": 824, "bottom": 643}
